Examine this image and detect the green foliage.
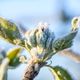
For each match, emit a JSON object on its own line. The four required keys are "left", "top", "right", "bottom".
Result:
{"left": 48, "top": 66, "right": 72, "bottom": 80}
{"left": 6, "top": 47, "right": 21, "bottom": 67}
{"left": 0, "top": 17, "right": 24, "bottom": 46}
{"left": 0, "top": 17, "right": 79, "bottom": 80}
{"left": 0, "top": 17, "right": 78, "bottom": 60}
{"left": 6, "top": 47, "right": 21, "bottom": 60}
{"left": 9, "top": 57, "right": 20, "bottom": 68}
{"left": 0, "top": 47, "right": 22, "bottom": 80}
{"left": 52, "top": 30, "right": 77, "bottom": 52}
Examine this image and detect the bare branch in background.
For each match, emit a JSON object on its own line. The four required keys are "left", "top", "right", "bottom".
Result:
{"left": 59, "top": 49, "right": 80, "bottom": 63}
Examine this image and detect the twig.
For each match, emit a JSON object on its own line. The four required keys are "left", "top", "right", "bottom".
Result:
{"left": 58, "top": 49, "right": 80, "bottom": 63}
{"left": 22, "top": 59, "right": 40, "bottom": 80}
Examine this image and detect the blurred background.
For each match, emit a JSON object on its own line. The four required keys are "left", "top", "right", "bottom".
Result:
{"left": 0, "top": 0, "right": 80, "bottom": 80}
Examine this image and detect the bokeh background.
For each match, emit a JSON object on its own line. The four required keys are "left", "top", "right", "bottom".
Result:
{"left": 0, "top": 0, "right": 80, "bottom": 80}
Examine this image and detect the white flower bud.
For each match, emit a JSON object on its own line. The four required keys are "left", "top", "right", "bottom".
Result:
{"left": 36, "top": 22, "right": 50, "bottom": 48}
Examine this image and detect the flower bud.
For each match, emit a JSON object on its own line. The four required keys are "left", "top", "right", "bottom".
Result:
{"left": 36, "top": 22, "right": 50, "bottom": 48}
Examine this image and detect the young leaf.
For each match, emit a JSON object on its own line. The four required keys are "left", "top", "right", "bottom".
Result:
{"left": 6, "top": 47, "right": 21, "bottom": 67}
{"left": 6, "top": 47, "right": 21, "bottom": 60}
{"left": 9, "top": 57, "right": 20, "bottom": 68}
{"left": 52, "top": 17, "right": 79, "bottom": 53}
{"left": 0, "top": 17, "right": 24, "bottom": 46}
{"left": 52, "top": 30, "right": 78, "bottom": 52}
{"left": 47, "top": 65, "right": 72, "bottom": 80}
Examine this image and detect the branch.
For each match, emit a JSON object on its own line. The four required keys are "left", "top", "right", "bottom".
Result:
{"left": 22, "top": 59, "right": 40, "bottom": 80}
{"left": 58, "top": 49, "right": 80, "bottom": 63}
{"left": 22, "top": 57, "right": 46, "bottom": 80}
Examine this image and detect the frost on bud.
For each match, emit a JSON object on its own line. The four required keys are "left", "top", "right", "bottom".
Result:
{"left": 24, "top": 22, "right": 56, "bottom": 60}
{"left": 24, "top": 22, "right": 51, "bottom": 55}
{"left": 36, "top": 22, "right": 50, "bottom": 48}
{"left": 19, "top": 19, "right": 79, "bottom": 61}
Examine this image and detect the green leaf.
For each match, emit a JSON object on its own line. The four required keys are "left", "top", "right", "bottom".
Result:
{"left": 52, "top": 17, "right": 79, "bottom": 52}
{"left": 6, "top": 47, "right": 21, "bottom": 60}
{"left": 9, "top": 57, "right": 20, "bottom": 68}
{"left": 6, "top": 47, "right": 21, "bottom": 67}
{"left": 47, "top": 65, "right": 72, "bottom": 80}
{"left": 0, "top": 17, "right": 24, "bottom": 46}
{"left": 52, "top": 30, "right": 78, "bottom": 52}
